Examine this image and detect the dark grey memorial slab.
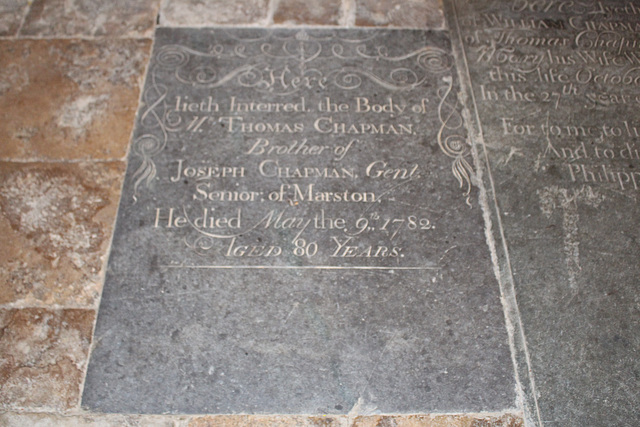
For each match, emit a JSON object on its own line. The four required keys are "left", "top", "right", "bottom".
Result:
{"left": 82, "top": 27, "right": 515, "bottom": 414}
{"left": 444, "top": 0, "right": 640, "bottom": 425}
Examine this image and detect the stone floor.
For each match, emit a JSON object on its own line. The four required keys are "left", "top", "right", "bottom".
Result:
{"left": 0, "top": 1, "right": 521, "bottom": 425}
{"left": 4, "top": 0, "right": 634, "bottom": 426}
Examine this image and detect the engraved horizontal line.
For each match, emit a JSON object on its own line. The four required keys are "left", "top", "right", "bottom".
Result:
{"left": 160, "top": 265, "right": 439, "bottom": 270}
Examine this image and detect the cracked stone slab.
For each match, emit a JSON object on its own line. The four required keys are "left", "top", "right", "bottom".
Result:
{"left": 0, "top": 39, "right": 151, "bottom": 161}
{"left": 0, "top": 161, "right": 125, "bottom": 308}
{"left": 83, "top": 27, "right": 515, "bottom": 414}
{"left": 0, "top": 308, "right": 95, "bottom": 411}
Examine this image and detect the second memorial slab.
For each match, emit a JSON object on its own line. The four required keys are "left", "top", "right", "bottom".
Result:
{"left": 83, "top": 28, "right": 514, "bottom": 414}
{"left": 445, "top": 0, "right": 640, "bottom": 425}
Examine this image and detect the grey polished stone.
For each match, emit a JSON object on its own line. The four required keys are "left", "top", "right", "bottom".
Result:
{"left": 82, "top": 28, "right": 515, "bottom": 414}
{"left": 444, "top": 0, "right": 640, "bottom": 425}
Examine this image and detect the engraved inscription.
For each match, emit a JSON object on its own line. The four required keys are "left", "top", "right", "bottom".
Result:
{"left": 458, "top": 0, "right": 640, "bottom": 194}
{"left": 127, "top": 29, "right": 475, "bottom": 268}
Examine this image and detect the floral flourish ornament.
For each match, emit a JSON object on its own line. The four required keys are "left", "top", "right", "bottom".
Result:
{"left": 437, "top": 76, "right": 475, "bottom": 206}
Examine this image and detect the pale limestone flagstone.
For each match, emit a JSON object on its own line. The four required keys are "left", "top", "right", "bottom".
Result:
{"left": 0, "top": 162, "right": 124, "bottom": 308}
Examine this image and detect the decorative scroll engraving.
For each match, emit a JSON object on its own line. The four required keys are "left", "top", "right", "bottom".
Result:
{"left": 153, "top": 30, "right": 453, "bottom": 95}
{"left": 132, "top": 74, "right": 170, "bottom": 201}
{"left": 437, "top": 76, "right": 474, "bottom": 206}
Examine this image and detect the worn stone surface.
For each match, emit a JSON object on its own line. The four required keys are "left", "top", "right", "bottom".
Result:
{"left": 0, "top": 412, "right": 188, "bottom": 427}
{"left": 273, "top": 0, "right": 341, "bottom": 26}
{"left": 189, "top": 415, "right": 343, "bottom": 426}
{"left": 20, "top": 0, "right": 160, "bottom": 37}
{"left": 0, "top": 308, "right": 95, "bottom": 411}
{"left": 0, "top": 39, "right": 151, "bottom": 161}
{"left": 356, "top": 0, "right": 444, "bottom": 29}
{"left": 351, "top": 414, "right": 524, "bottom": 427}
{"left": 0, "top": 413, "right": 188, "bottom": 426}
{"left": 160, "top": 0, "right": 269, "bottom": 26}
{"left": 0, "top": 413, "right": 524, "bottom": 426}
{"left": 188, "top": 414, "right": 524, "bottom": 426}
{"left": 83, "top": 27, "right": 515, "bottom": 414}
{"left": 445, "top": 0, "right": 640, "bottom": 425}
{"left": 0, "top": 0, "right": 29, "bottom": 36}
{"left": 0, "top": 162, "right": 125, "bottom": 308}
